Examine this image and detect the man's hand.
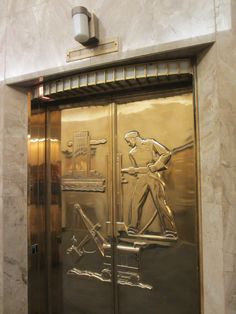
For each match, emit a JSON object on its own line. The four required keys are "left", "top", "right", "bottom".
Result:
{"left": 121, "top": 167, "right": 136, "bottom": 175}
{"left": 148, "top": 164, "right": 156, "bottom": 173}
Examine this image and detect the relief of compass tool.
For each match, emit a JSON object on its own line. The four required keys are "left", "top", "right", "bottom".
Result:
{"left": 61, "top": 130, "right": 107, "bottom": 192}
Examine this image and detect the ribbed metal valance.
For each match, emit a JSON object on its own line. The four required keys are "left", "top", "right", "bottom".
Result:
{"left": 32, "top": 59, "right": 192, "bottom": 101}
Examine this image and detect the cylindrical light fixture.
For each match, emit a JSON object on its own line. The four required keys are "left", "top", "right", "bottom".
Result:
{"left": 72, "top": 6, "right": 91, "bottom": 44}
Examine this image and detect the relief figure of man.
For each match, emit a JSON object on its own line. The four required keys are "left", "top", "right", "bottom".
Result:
{"left": 122, "top": 130, "right": 177, "bottom": 238}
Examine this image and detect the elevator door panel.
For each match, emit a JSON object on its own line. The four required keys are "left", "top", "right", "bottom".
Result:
{"left": 28, "top": 109, "right": 47, "bottom": 314}
{"left": 60, "top": 105, "right": 114, "bottom": 314}
{"left": 50, "top": 92, "right": 199, "bottom": 314}
{"left": 116, "top": 93, "right": 199, "bottom": 314}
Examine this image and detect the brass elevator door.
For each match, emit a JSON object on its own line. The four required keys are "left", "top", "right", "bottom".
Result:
{"left": 46, "top": 92, "right": 200, "bottom": 314}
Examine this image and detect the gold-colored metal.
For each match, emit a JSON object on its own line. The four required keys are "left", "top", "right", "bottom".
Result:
{"left": 46, "top": 109, "right": 62, "bottom": 314}
{"left": 61, "top": 130, "right": 107, "bottom": 191}
{"left": 121, "top": 131, "right": 177, "bottom": 237}
{"left": 193, "top": 63, "right": 204, "bottom": 314}
{"left": 66, "top": 203, "right": 152, "bottom": 290}
{"left": 66, "top": 38, "right": 119, "bottom": 62}
{"left": 116, "top": 95, "right": 197, "bottom": 240}
{"left": 60, "top": 104, "right": 114, "bottom": 312}
{"left": 113, "top": 92, "right": 199, "bottom": 312}
{"left": 111, "top": 103, "right": 118, "bottom": 238}
{"left": 28, "top": 105, "right": 48, "bottom": 313}
{"left": 29, "top": 87, "right": 200, "bottom": 313}
{"left": 32, "top": 59, "right": 192, "bottom": 100}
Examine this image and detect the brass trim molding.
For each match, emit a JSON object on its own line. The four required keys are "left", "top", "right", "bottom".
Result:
{"left": 32, "top": 59, "right": 192, "bottom": 101}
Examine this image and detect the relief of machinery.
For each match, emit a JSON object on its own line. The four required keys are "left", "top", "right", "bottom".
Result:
{"left": 67, "top": 203, "right": 152, "bottom": 290}
{"left": 62, "top": 130, "right": 107, "bottom": 192}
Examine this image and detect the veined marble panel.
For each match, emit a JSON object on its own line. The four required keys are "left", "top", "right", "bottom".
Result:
{"left": 215, "top": 1, "right": 236, "bottom": 313}
{"left": 2, "top": 88, "right": 28, "bottom": 137}
{"left": 0, "top": 0, "right": 8, "bottom": 18}
{"left": 0, "top": 17, "right": 7, "bottom": 81}
{"left": 215, "top": 0, "right": 232, "bottom": 32}
{"left": 3, "top": 223, "right": 27, "bottom": 314}
{"left": 73, "top": 0, "right": 216, "bottom": 48}
{"left": 5, "top": 1, "right": 75, "bottom": 78}
{"left": 7, "top": 0, "right": 49, "bottom": 15}
{"left": 0, "top": 83, "right": 4, "bottom": 193}
{"left": 0, "top": 85, "right": 28, "bottom": 314}
{"left": 0, "top": 84, "right": 3, "bottom": 314}
{"left": 0, "top": 197, "right": 3, "bottom": 314}
{"left": 5, "top": 0, "right": 215, "bottom": 78}
{"left": 6, "top": 9, "right": 43, "bottom": 79}
{"left": 197, "top": 46, "right": 226, "bottom": 314}
{"left": 2, "top": 136, "right": 27, "bottom": 186}
{"left": 225, "top": 271, "right": 236, "bottom": 314}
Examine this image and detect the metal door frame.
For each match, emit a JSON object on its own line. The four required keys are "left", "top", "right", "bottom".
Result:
{"left": 28, "top": 80, "right": 200, "bottom": 314}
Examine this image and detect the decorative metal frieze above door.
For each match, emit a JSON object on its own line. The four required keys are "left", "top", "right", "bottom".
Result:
{"left": 31, "top": 59, "right": 192, "bottom": 101}
{"left": 50, "top": 92, "right": 200, "bottom": 314}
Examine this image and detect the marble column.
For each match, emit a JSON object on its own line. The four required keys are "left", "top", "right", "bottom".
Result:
{"left": 0, "top": 82, "right": 4, "bottom": 314}
{"left": 0, "top": 84, "right": 28, "bottom": 314}
{"left": 197, "top": 45, "right": 226, "bottom": 314}
{"left": 216, "top": 1, "right": 236, "bottom": 312}
{"left": 197, "top": 1, "right": 236, "bottom": 313}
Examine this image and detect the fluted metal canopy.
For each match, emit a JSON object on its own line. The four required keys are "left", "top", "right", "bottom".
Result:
{"left": 32, "top": 59, "right": 192, "bottom": 101}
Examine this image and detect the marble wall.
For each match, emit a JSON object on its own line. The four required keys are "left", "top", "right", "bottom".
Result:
{"left": 216, "top": 1, "right": 236, "bottom": 312}
{"left": 0, "top": 0, "right": 235, "bottom": 314}
{"left": 197, "top": 1, "right": 236, "bottom": 313}
{"left": 0, "top": 0, "right": 215, "bottom": 80}
{"left": 0, "top": 83, "right": 4, "bottom": 314}
{"left": 197, "top": 44, "right": 226, "bottom": 314}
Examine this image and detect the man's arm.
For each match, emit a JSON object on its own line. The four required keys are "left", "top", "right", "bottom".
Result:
{"left": 129, "top": 149, "right": 138, "bottom": 167}
{"left": 121, "top": 150, "right": 138, "bottom": 175}
{"left": 148, "top": 140, "right": 171, "bottom": 172}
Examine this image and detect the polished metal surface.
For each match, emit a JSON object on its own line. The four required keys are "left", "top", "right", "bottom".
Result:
{"left": 66, "top": 203, "right": 152, "bottom": 291}
{"left": 66, "top": 38, "right": 118, "bottom": 62}
{"left": 31, "top": 59, "right": 192, "bottom": 101}
{"left": 61, "top": 130, "right": 107, "bottom": 191}
{"left": 116, "top": 93, "right": 199, "bottom": 314}
{"left": 60, "top": 104, "right": 114, "bottom": 314}
{"left": 121, "top": 130, "right": 177, "bottom": 237}
{"left": 28, "top": 106, "right": 47, "bottom": 314}
{"left": 46, "top": 110, "right": 62, "bottom": 314}
{"left": 28, "top": 89, "right": 200, "bottom": 314}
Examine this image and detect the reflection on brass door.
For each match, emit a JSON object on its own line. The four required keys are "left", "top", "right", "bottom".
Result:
{"left": 60, "top": 93, "right": 199, "bottom": 311}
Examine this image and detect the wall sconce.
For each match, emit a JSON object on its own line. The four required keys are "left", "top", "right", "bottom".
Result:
{"left": 72, "top": 6, "right": 99, "bottom": 47}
